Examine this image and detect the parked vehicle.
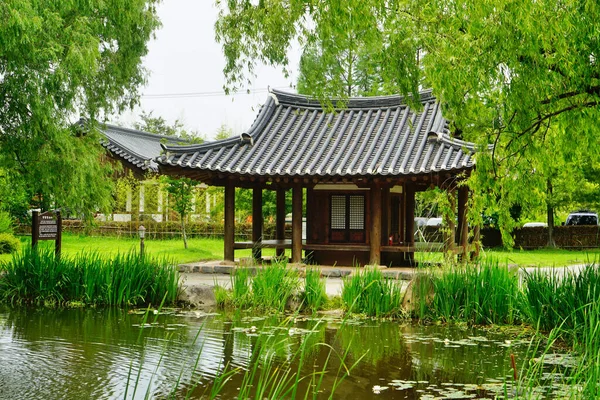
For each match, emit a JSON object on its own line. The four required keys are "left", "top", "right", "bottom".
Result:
{"left": 522, "top": 222, "right": 548, "bottom": 228}
{"left": 565, "top": 211, "right": 599, "bottom": 226}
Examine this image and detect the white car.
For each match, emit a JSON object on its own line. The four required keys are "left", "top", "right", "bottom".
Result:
{"left": 522, "top": 222, "right": 547, "bottom": 228}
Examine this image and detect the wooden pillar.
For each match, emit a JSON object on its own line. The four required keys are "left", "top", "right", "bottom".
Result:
{"left": 370, "top": 185, "right": 382, "bottom": 265}
{"left": 291, "top": 185, "right": 303, "bottom": 263}
{"left": 224, "top": 181, "right": 235, "bottom": 262}
{"left": 471, "top": 224, "right": 481, "bottom": 260}
{"left": 381, "top": 187, "right": 390, "bottom": 245}
{"left": 276, "top": 188, "right": 286, "bottom": 257}
{"left": 404, "top": 183, "right": 415, "bottom": 263}
{"left": 457, "top": 185, "right": 469, "bottom": 260}
{"left": 252, "top": 187, "right": 263, "bottom": 261}
{"left": 444, "top": 189, "right": 456, "bottom": 253}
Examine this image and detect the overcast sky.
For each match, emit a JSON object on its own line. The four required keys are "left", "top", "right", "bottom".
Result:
{"left": 116, "top": 1, "right": 299, "bottom": 140}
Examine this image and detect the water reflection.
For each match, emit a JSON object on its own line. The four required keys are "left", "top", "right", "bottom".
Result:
{"left": 0, "top": 306, "right": 553, "bottom": 399}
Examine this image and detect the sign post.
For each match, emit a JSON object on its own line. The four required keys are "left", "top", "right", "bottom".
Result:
{"left": 32, "top": 210, "right": 62, "bottom": 257}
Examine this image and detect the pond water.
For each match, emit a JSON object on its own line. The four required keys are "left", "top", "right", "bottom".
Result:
{"left": 0, "top": 307, "right": 570, "bottom": 399}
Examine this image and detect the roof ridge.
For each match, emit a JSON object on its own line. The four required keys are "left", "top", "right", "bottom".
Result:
{"left": 102, "top": 122, "right": 192, "bottom": 143}
{"left": 161, "top": 95, "right": 278, "bottom": 153}
{"left": 270, "top": 88, "right": 436, "bottom": 109}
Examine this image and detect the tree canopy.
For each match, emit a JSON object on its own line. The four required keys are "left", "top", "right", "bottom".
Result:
{"left": 134, "top": 111, "right": 205, "bottom": 144}
{"left": 0, "top": 1, "right": 161, "bottom": 219}
{"left": 216, "top": 0, "right": 600, "bottom": 243}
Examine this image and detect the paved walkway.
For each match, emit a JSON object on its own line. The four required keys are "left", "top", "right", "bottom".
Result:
{"left": 178, "top": 260, "right": 416, "bottom": 297}
{"left": 179, "top": 261, "right": 591, "bottom": 299}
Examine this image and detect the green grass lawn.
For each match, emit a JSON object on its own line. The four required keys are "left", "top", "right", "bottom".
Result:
{"left": 417, "top": 247, "right": 600, "bottom": 267}
{"left": 0, "top": 234, "right": 263, "bottom": 265}
{"left": 2, "top": 233, "right": 599, "bottom": 267}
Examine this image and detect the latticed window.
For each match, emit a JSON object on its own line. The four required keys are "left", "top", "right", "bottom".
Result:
{"left": 348, "top": 196, "right": 365, "bottom": 229}
{"left": 331, "top": 195, "right": 347, "bottom": 229}
{"left": 330, "top": 194, "right": 366, "bottom": 243}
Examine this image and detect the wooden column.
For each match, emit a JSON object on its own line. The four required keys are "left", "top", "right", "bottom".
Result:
{"left": 224, "top": 181, "right": 235, "bottom": 262}
{"left": 370, "top": 185, "right": 382, "bottom": 265}
{"left": 381, "top": 187, "right": 390, "bottom": 245}
{"left": 252, "top": 187, "right": 263, "bottom": 261}
{"left": 444, "top": 189, "right": 456, "bottom": 253}
{"left": 275, "top": 188, "right": 286, "bottom": 257}
{"left": 472, "top": 224, "right": 481, "bottom": 260}
{"left": 457, "top": 185, "right": 469, "bottom": 260}
{"left": 291, "top": 185, "right": 303, "bottom": 263}
{"left": 404, "top": 183, "right": 415, "bottom": 263}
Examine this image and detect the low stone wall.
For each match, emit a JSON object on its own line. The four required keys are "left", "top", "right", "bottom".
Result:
{"left": 17, "top": 220, "right": 292, "bottom": 241}
{"left": 475, "top": 226, "right": 600, "bottom": 249}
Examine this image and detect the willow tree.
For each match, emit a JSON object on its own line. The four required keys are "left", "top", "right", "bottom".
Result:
{"left": 0, "top": 1, "right": 161, "bottom": 218}
{"left": 215, "top": 0, "right": 600, "bottom": 245}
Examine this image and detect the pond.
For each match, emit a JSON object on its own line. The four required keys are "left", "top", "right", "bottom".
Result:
{"left": 0, "top": 306, "right": 571, "bottom": 399}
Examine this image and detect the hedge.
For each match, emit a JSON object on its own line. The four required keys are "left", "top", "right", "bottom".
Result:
{"left": 16, "top": 219, "right": 292, "bottom": 241}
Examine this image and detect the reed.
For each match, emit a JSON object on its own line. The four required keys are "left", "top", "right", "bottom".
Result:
{"left": 341, "top": 267, "right": 403, "bottom": 317}
{"left": 523, "top": 265, "right": 600, "bottom": 333}
{"left": 231, "top": 266, "right": 252, "bottom": 307}
{"left": 251, "top": 261, "right": 299, "bottom": 311}
{"left": 415, "top": 259, "right": 522, "bottom": 325}
{"left": 0, "top": 247, "right": 180, "bottom": 306}
{"left": 303, "top": 267, "right": 327, "bottom": 312}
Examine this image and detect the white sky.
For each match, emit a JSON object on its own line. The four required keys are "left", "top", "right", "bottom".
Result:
{"left": 116, "top": 1, "right": 299, "bottom": 140}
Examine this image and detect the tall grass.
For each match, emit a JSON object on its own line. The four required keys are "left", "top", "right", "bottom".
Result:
{"left": 341, "top": 267, "right": 403, "bottom": 317}
{"left": 303, "top": 267, "right": 327, "bottom": 312}
{"left": 227, "top": 262, "right": 301, "bottom": 311}
{"left": 231, "top": 266, "right": 252, "bottom": 307}
{"left": 252, "top": 262, "right": 299, "bottom": 311}
{"left": 0, "top": 247, "right": 180, "bottom": 306}
{"left": 415, "top": 259, "right": 522, "bottom": 325}
{"left": 523, "top": 265, "right": 600, "bottom": 332}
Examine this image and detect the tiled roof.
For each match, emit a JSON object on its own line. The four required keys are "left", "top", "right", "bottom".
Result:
{"left": 158, "top": 89, "right": 479, "bottom": 178}
{"left": 100, "top": 123, "right": 189, "bottom": 172}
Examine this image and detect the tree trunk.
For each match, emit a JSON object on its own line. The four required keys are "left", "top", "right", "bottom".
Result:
{"left": 546, "top": 179, "right": 556, "bottom": 248}
{"left": 181, "top": 219, "right": 188, "bottom": 249}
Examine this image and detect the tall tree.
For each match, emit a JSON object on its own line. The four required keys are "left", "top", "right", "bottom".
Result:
{"left": 134, "top": 111, "right": 204, "bottom": 144}
{"left": 214, "top": 124, "right": 235, "bottom": 140}
{"left": 162, "top": 176, "right": 195, "bottom": 249}
{"left": 0, "top": 1, "right": 160, "bottom": 219}
{"left": 215, "top": 0, "right": 600, "bottom": 244}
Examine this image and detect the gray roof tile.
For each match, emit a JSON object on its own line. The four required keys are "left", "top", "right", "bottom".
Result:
{"left": 158, "top": 89, "right": 481, "bottom": 178}
{"left": 99, "top": 123, "right": 189, "bottom": 172}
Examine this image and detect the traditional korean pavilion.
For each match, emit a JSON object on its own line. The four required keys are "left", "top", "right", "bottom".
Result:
{"left": 156, "top": 89, "right": 480, "bottom": 266}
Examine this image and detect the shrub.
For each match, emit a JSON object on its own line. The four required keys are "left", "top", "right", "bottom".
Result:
{"left": 0, "top": 233, "right": 20, "bottom": 254}
{"left": 0, "top": 211, "right": 14, "bottom": 234}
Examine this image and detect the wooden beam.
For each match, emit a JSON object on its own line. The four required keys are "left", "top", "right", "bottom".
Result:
{"left": 457, "top": 185, "right": 469, "bottom": 260}
{"left": 369, "top": 185, "right": 382, "bottom": 265}
{"left": 252, "top": 187, "right": 263, "bottom": 260}
{"left": 292, "top": 185, "right": 303, "bottom": 263}
{"left": 276, "top": 188, "right": 286, "bottom": 257}
{"left": 224, "top": 181, "right": 235, "bottom": 262}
